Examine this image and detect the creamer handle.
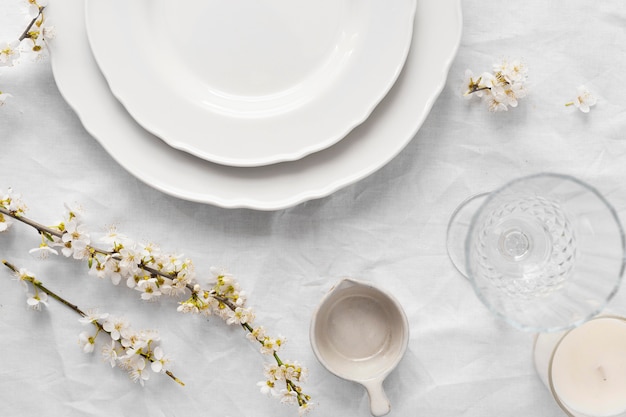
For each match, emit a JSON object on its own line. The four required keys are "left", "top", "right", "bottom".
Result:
{"left": 363, "top": 379, "right": 391, "bottom": 417}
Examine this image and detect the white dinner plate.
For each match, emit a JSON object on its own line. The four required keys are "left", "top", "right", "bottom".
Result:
{"left": 84, "top": 0, "right": 416, "bottom": 167}
{"left": 47, "top": 0, "right": 461, "bottom": 210}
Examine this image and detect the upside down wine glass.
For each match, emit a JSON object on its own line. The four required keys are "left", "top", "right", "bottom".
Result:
{"left": 446, "top": 173, "right": 625, "bottom": 332}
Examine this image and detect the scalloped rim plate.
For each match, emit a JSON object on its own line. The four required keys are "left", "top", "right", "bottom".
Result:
{"left": 47, "top": 0, "right": 461, "bottom": 210}
{"left": 84, "top": 0, "right": 416, "bottom": 167}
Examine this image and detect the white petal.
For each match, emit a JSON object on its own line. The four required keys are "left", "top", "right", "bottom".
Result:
{"left": 27, "top": 4, "right": 40, "bottom": 18}
{"left": 151, "top": 361, "right": 163, "bottom": 373}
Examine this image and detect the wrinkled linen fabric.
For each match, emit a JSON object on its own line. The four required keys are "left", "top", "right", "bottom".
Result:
{"left": 2, "top": 1, "right": 626, "bottom": 416}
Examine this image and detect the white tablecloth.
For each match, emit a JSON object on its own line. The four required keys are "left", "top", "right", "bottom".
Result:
{"left": 2, "top": 1, "right": 626, "bottom": 416}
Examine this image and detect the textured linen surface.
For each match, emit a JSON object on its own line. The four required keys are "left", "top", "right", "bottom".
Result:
{"left": 1, "top": 1, "right": 626, "bottom": 416}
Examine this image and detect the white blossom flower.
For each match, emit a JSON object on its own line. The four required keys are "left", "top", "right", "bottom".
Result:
{"left": 13, "top": 267, "right": 34, "bottom": 288}
{"left": 279, "top": 389, "right": 299, "bottom": 405}
{"left": 1, "top": 187, "right": 27, "bottom": 214}
{"left": 177, "top": 263, "right": 194, "bottom": 278}
{"left": 139, "top": 242, "right": 158, "bottom": 263}
{"left": 96, "top": 255, "right": 123, "bottom": 285}
{"left": 257, "top": 380, "right": 279, "bottom": 397}
{"left": 118, "top": 245, "right": 141, "bottom": 278}
{"left": 571, "top": 85, "right": 597, "bottom": 113}
{"left": 281, "top": 364, "right": 297, "bottom": 381}
{"left": 160, "top": 277, "right": 185, "bottom": 297}
{"left": 0, "top": 40, "right": 21, "bottom": 67}
{"left": 200, "top": 292, "right": 219, "bottom": 314}
{"left": 479, "top": 72, "right": 505, "bottom": 97}
{"left": 139, "top": 329, "right": 160, "bottom": 344}
{"left": 89, "top": 255, "right": 122, "bottom": 285}
{"left": 101, "top": 339, "right": 119, "bottom": 367}
{"left": 462, "top": 69, "right": 484, "bottom": 98}
{"left": 226, "top": 306, "right": 255, "bottom": 325}
{"left": 162, "top": 269, "right": 194, "bottom": 297}
{"left": 63, "top": 201, "right": 84, "bottom": 221}
{"left": 210, "top": 267, "right": 237, "bottom": 291}
{"left": 78, "top": 331, "right": 96, "bottom": 353}
{"left": 176, "top": 267, "right": 195, "bottom": 286}
{"left": 26, "top": 291, "right": 48, "bottom": 310}
{"left": 29, "top": 244, "right": 58, "bottom": 259}
{"left": 137, "top": 277, "right": 161, "bottom": 301}
{"left": 103, "top": 316, "right": 130, "bottom": 341}
{"left": 128, "top": 357, "right": 150, "bottom": 386}
{"left": 260, "top": 336, "right": 285, "bottom": 355}
{"left": 494, "top": 58, "right": 528, "bottom": 84}
{"left": 264, "top": 363, "right": 284, "bottom": 382}
{"left": 61, "top": 219, "right": 91, "bottom": 259}
{"left": 247, "top": 326, "right": 267, "bottom": 343}
{"left": 215, "top": 305, "right": 233, "bottom": 321}
{"left": 177, "top": 300, "right": 199, "bottom": 314}
{"left": 78, "top": 309, "right": 109, "bottom": 325}
{"left": 157, "top": 252, "right": 183, "bottom": 274}
{"left": 502, "top": 81, "right": 527, "bottom": 108}
{"left": 482, "top": 91, "right": 509, "bottom": 112}
{"left": 218, "top": 274, "right": 238, "bottom": 292}
{"left": 150, "top": 346, "right": 169, "bottom": 373}
{"left": 232, "top": 290, "right": 247, "bottom": 307}
{"left": 121, "top": 330, "right": 148, "bottom": 351}
{"left": 99, "top": 225, "right": 129, "bottom": 248}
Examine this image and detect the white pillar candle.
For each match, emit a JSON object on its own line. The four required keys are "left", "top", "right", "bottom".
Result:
{"left": 534, "top": 317, "right": 626, "bottom": 417}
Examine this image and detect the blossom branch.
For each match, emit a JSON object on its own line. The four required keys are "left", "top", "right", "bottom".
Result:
{"left": 462, "top": 59, "right": 528, "bottom": 112}
{"left": 18, "top": 5, "right": 46, "bottom": 43}
{"left": 3, "top": 259, "right": 80, "bottom": 312}
{"left": 0, "top": 191, "right": 312, "bottom": 414}
{"left": 0, "top": 205, "right": 61, "bottom": 237}
{"left": 2, "top": 259, "right": 184, "bottom": 386}
{"left": 1, "top": 1, "right": 55, "bottom": 106}
{"left": 1, "top": 205, "right": 200, "bottom": 287}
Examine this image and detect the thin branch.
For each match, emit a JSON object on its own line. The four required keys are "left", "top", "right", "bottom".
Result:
{"left": 0, "top": 206, "right": 62, "bottom": 237}
{"left": 18, "top": 6, "right": 45, "bottom": 42}
{"left": 1, "top": 259, "right": 185, "bottom": 386}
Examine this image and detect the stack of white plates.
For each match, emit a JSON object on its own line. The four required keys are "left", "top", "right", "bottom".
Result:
{"left": 47, "top": 0, "right": 462, "bottom": 210}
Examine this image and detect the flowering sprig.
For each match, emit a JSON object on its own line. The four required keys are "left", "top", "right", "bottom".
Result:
{"left": 0, "top": 190, "right": 312, "bottom": 415}
{"left": 0, "top": 188, "right": 27, "bottom": 231}
{"left": 566, "top": 85, "right": 597, "bottom": 113}
{"left": 0, "top": 0, "right": 54, "bottom": 105}
{"left": 19, "top": 1, "right": 54, "bottom": 53}
{"left": 463, "top": 58, "right": 528, "bottom": 112}
{"left": 2, "top": 260, "right": 184, "bottom": 386}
